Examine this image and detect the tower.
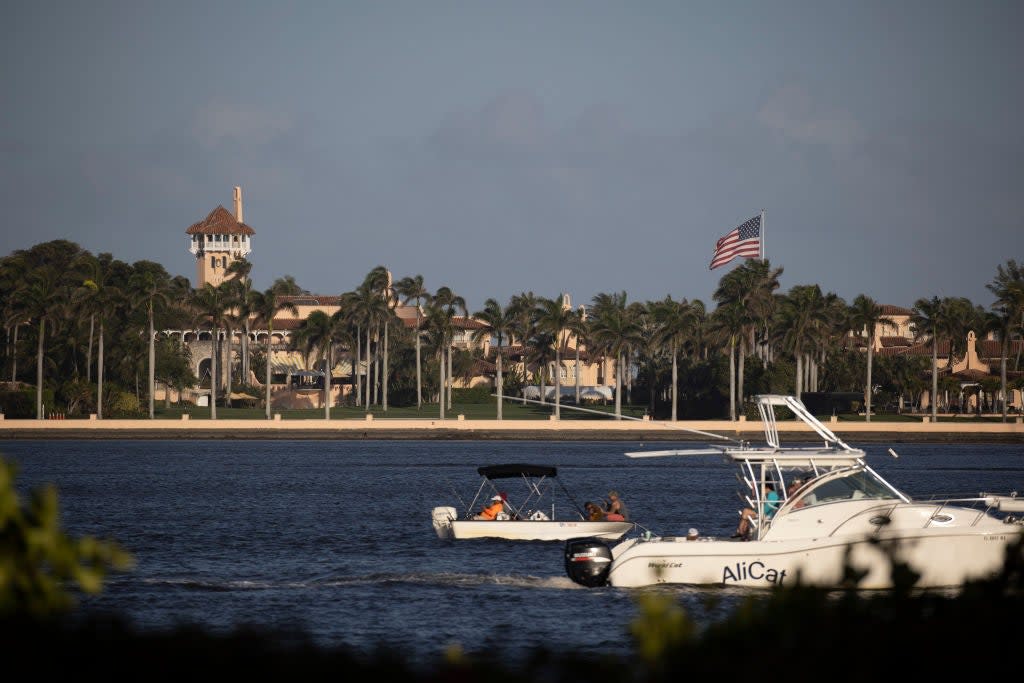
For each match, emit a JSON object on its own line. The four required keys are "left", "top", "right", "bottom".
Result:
{"left": 185, "top": 186, "right": 255, "bottom": 288}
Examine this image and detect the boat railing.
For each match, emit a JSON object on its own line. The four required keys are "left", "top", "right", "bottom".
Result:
{"left": 905, "top": 495, "right": 1023, "bottom": 528}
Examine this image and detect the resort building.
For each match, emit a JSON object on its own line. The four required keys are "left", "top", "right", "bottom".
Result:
{"left": 172, "top": 189, "right": 611, "bottom": 409}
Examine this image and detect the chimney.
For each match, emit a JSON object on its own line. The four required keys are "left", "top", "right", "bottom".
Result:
{"left": 233, "top": 186, "right": 243, "bottom": 223}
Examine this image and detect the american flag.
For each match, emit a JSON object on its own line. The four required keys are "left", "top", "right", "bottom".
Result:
{"left": 709, "top": 214, "right": 761, "bottom": 270}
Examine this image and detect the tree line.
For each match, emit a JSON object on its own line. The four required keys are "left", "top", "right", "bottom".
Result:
{"left": 1, "top": 240, "right": 1021, "bottom": 421}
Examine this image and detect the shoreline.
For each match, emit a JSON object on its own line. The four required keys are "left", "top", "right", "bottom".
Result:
{"left": 1, "top": 417, "right": 1021, "bottom": 443}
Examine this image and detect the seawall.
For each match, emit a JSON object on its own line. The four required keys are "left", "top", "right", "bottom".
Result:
{"left": 1, "top": 416, "right": 1021, "bottom": 442}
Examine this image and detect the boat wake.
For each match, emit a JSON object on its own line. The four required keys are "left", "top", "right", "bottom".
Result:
{"left": 142, "top": 572, "right": 582, "bottom": 591}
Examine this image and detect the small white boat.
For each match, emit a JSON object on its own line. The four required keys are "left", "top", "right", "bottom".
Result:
{"left": 431, "top": 463, "right": 634, "bottom": 542}
{"left": 565, "top": 394, "right": 1024, "bottom": 589}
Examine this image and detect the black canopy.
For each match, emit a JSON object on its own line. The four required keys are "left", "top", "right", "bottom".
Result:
{"left": 477, "top": 464, "right": 557, "bottom": 479}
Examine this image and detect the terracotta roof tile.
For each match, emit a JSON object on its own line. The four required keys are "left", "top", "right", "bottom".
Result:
{"left": 880, "top": 304, "right": 913, "bottom": 316}
{"left": 879, "top": 336, "right": 911, "bottom": 347}
{"left": 280, "top": 295, "right": 343, "bottom": 306}
{"left": 186, "top": 206, "right": 256, "bottom": 236}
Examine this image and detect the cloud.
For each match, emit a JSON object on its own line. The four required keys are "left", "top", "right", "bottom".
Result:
{"left": 756, "top": 84, "right": 864, "bottom": 149}
{"left": 191, "top": 100, "right": 294, "bottom": 149}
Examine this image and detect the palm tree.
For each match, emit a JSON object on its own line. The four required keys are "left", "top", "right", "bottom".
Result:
{"left": 69, "top": 252, "right": 124, "bottom": 418}
{"left": 588, "top": 292, "right": 638, "bottom": 419}
{"left": 848, "top": 295, "right": 898, "bottom": 422}
{"left": 471, "top": 298, "right": 516, "bottom": 419}
{"left": 535, "top": 295, "right": 579, "bottom": 419}
{"left": 910, "top": 296, "right": 943, "bottom": 420}
{"left": 567, "top": 306, "right": 588, "bottom": 405}
{"left": 394, "top": 274, "right": 431, "bottom": 410}
{"left": 433, "top": 286, "right": 467, "bottom": 411}
{"left": 508, "top": 291, "right": 539, "bottom": 404}
{"left": 291, "top": 310, "right": 338, "bottom": 419}
{"left": 987, "top": 260, "right": 1024, "bottom": 421}
{"left": 708, "top": 303, "right": 744, "bottom": 420}
{"left": 366, "top": 268, "right": 398, "bottom": 412}
{"left": 250, "top": 285, "right": 298, "bottom": 419}
{"left": 350, "top": 269, "right": 391, "bottom": 410}
{"left": 190, "top": 284, "right": 231, "bottom": 419}
{"left": 225, "top": 258, "right": 255, "bottom": 384}
{"left": 652, "top": 296, "right": 698, "bottom": 422}
{"left": 422, "top": 300, "right": 452, "bottom": 418}
{"left": 773, "top": 285, "right": 831, "bottom": 401}
{"left": 128, "top": 261, "right": 174, "bottom": 419}
{"left": 20, "top": 267, "right": 64, "bottom": 419}
{"left": 713, "top": 260, "right": 783, "bottom": 417}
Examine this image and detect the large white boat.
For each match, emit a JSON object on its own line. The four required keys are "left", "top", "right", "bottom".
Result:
{"left": 565, "top": 394, "right": 1024, "bottom": 589}
{"left": 432, "top": 463, "right": 634, "bottom": 542}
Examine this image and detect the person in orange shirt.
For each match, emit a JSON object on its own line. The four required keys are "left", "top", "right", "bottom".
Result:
{"left": 474, "top": 495, "right": 505, "bottom": 520}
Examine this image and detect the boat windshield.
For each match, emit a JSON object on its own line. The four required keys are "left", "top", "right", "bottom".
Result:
{"left": 798, "top": 469, "right": 898, "bottom": 508}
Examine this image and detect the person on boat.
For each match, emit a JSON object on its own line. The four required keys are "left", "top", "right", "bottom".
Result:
{"left": 605, "top": 490, "right": 628, "bottom": 521}
{"left": 733, "top": 482, "right": 779, "bottom": 539}
{"left": 584, "top": 501, "right": 605, "bottom": 521}
{"left": 788, "top": 478, "right": 809, "bottom": 508}
{"left": 473, "top": 495, "right": 506, "bottom": 520}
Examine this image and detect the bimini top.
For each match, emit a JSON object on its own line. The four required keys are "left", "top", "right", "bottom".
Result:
{"left": 477, "top": 464, "right": 557, "bottom": 479}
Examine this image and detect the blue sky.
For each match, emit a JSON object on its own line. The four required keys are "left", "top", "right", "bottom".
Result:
{"left": 3, "top": 1, "right": 1021, "bottom": 312}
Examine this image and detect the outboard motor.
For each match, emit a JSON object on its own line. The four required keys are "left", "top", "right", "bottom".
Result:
{"left": 564, "top": 538, "right": 613, "bottom": 587}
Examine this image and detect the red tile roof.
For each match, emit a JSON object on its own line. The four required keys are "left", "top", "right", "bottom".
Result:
{"left": 880, "top": 304, "right": 913, "bottom": 316}
{"left": 879, "top": 336, "right": 911, "bottom": 348}
{"left": 186, "top": 206, "right": 256, "bottom": 236}
{"left": 280, "top": 295, "right": 343, "bottom": 306}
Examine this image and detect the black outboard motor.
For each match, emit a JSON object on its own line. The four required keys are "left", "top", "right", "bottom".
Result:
{"left": 564, "top": 538, "right": 613, "bottom": 587}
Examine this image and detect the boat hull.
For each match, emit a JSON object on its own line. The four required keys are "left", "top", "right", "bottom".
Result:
{"left": 432, "top": 505, "right": 632, "bottom": 541}
{"left": 603, "top": 527, "right": 1023, "bottom": 589}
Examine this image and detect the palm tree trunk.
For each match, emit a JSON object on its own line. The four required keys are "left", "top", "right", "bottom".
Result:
{"left": 324, "top": 341, "right": 332, "bottom": 420}
{"left": 574, "top": 344, "right": 580, "bottom": 405}
{"left": 243, "top": 321, "right": 251, "bottom": 384}
{"left": 795, "top": 349, "right": 803, "bottom": 400}
{"left": 86, "top": 315, "right": 94, "bottom": 383}
{"left": 439, "top": 348, "right": 446, "bottom": 419}
{"left": 382, "top": 321, "right": 389, "bottom": 412}
{"left": 1000, "top": 338, "right": 1008, "bottom": 423}
{"left": 496, "top": 347, "right": 503, "bottom": 420}
{"left": 738, "top": 340, "right": 746, "bottom": 416}
{"left": 865, "top": 341, "right": 873, "bottom": 423}
{"left": 35, "top": 317, "right": 45, "bottom": 420}
{"left": 210, "top": 330, "right": 218, "bottom": 420}
{"left": 447, "top": 343, "right": 453, "bottom": 411}
{"left": 931, "top": 339, "right": 938, "bottom": 420}
{"left": 554, "top": 346, "right": 561, "bottom": 419}
{"left": 671, "top": 341, "right": 678, "bottom": 422}
{"left": 614, "top": 352, "right": 622, "bottom": 420}
{"left": 355, "top": 326, "right": 362, "bottom": 407}
{"left": 265, "top": 327, "right": 273, "bottom": 419}
{"left": 148, "top": 306, "right": 155, "bottom": 419}
{"left": 97, "top": 322, "right": 104, "bottom": 419}
{"left": 364, "top": 328, "right": 371, "bottom": 410}
{"left": 12, "top": 323, "right": 19, "bottom": 382}
{"left": 224, "top": 326, "right": 233, "bottom": 409}
{"left": 728, "top": 338, "right": 736, "bottom": 421}
{"left": 415, "top": 309, "right": 422, "bottom": 410}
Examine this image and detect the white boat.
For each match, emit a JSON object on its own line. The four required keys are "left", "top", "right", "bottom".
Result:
{"left": 431, "top": 463, "right": 634, "bottom": 542}
{"left": 565, "top": 394, "right": 1024, "bottom": 589}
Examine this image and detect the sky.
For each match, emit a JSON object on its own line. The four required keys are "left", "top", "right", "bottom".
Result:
{"left": 3, "top": 1, "right": 1022, "bottom": 313}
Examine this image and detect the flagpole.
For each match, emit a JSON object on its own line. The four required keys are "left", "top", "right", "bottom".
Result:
{"left": 760, "top": 208, "right": 766, "bottom": 259}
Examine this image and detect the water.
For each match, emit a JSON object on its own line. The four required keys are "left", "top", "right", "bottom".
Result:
{"left": 2, "top": 438, "right": 1022, "bottom": 664}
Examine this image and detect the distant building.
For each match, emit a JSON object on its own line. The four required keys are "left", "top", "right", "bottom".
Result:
{"left": 172, "top": 188, "right": 611, "bottom": 409}
{"left": 185, "top": 186, "right": 254, "bottom": 288}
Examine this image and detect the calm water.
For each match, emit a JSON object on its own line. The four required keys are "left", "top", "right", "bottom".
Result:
{"left": 2, "top": 438, "right": 1023, "bottom": 663}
